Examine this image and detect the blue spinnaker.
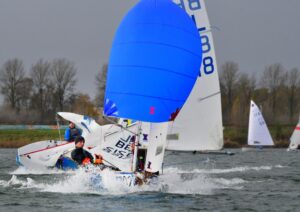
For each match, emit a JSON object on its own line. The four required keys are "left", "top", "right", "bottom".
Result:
{"left": 104, "top": 0, "right": 202, "bottom": 122}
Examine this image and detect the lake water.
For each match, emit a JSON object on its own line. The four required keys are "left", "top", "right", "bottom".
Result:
{"left": 0, "top": 149, "right": 299, "bottom": 211}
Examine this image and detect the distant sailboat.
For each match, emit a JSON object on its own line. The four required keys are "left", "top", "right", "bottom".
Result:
{"left": 287, "top": 115, "right": 300, "bottom": 151}
{"left": 166, "top": 0, "right": 224, "bottom": 153}
{"left": 244, "top": 100, "right": 274, "bottom": 150}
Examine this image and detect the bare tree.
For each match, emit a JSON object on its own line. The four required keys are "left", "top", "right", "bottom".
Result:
{"left": 220, "top": 61, "right": 239, "bottom": 123}
{"left": 50, "top": 59, "right": 77, "bottom": 111}
{"left": 95, "top": 64, "right": 108, "bottom": 107}
{"left": 235, "top": 73, "right": 256, "bottom": 126}
{"left": 0, "top": 58, "right": 25, "bottom": 111}
{"left": 17, "top": 77, "right": 33, "bottom": 110}
{"left": 286, "top": 68, "right": 300, "bottom": 121}
{"left": 30, "top": 59, "right": 51, "bottom": 121}
{"left": 261, "top": 63, "right": 285, "bottom": 117}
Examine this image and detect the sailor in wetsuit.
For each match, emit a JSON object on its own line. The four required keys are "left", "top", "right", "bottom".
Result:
{"left": 71, "top": 136, "right": 94, "bottom": 165}
{"left": 64, "top": 121, "right": 82, "bottom": 142}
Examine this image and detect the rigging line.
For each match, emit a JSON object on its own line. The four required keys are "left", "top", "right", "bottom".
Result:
{"left": 102, "top": 159, "right": 120, "bottom": 171}
{"left": 198, "top": 26, "right": 221, "bottom": 34}
{"left": 198, "top": 91, "right": 221, "bottom": 102}
{"left": 103, "top": 116, "right": 139, "bottom": 136}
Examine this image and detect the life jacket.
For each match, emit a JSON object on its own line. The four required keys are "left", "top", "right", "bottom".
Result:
{"left": 82, "top": 157, "right": 91, "bottom": 165}
{"left": 70, "top": 128, "right": 80, "bottom": 140}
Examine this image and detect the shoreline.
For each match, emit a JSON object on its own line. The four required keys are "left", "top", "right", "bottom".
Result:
{"left": 0, "top": 128, "right": 291, "bottom": 149}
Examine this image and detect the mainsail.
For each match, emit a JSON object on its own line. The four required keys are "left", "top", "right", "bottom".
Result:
{"left": 167, "top": 0, "right": 223, "bottom": 151}
{"left": 103, "top": 0, "right": 202, "bottom": 172}
{"left": 248, "top": 100, "right": 274, "bottom": 146}
{"left": 288, "top": 116, "right": 300, "bottom": 150}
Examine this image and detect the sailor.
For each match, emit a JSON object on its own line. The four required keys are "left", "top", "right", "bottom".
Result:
{"left": 71, "top": 136, "right": 94, "bottom": 165}
{"left": 64, "top": 121, "right": 81, "bottom": 142}
{"left": 137, "top": 156, "right": 144, "bottom": 171}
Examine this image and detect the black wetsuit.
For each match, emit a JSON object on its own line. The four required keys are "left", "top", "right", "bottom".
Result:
{"left": 71, "top": 148, "right": 94, "bottom": 165}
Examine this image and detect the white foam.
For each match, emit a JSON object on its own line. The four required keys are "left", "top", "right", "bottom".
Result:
{"left": 10, "top": 166, "right": 73, "bottom": 175}
{"left": 2, "top": 164, "right": 286, "bottom": 195}
{"left": 164, "top": 165, "right": 286, "bottom": 175}
{"left": 0, "top": 175, "right": 36, "bottom": 188}
{"left": 0, "top": 168, "right": 247, "bottom": 196}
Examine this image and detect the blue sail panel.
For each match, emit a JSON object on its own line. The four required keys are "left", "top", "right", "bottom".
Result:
{"left": 104, "top": 0, "right": 202, "bottom": 122}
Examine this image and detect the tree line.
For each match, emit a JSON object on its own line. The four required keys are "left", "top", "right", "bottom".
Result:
{"left": 221, "top": 62, "right": 300, "bottom": 127}
{"left": 0, "top": 58, "right": 99, "bottom": 124}
{"left": 0, "top": 58, "right": 299, "bottom": 128}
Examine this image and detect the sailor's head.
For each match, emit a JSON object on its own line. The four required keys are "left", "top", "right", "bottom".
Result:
{"left": 69, "top": 121, "right": 75, "bottom": 129}
{"left": 75, "top": 136, "right": 85, "bottom": 148}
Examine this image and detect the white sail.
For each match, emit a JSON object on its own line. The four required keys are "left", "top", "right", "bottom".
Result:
{"left": 288, "top": 116, "right": 300, "bottom": 150}
{"left": 248, "top": 100, "right": 274, "bottom": 146}
{"left": 167, "top": 0, "right": 223, "bottom": 151}
{"left": 91, "top": 123, "right": 139, "bottom": 172}
{"left": 145, "top": 122, "right": 169, "bottom": 173}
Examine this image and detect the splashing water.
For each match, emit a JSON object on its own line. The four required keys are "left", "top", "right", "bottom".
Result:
{"left": 2, "top": 165, "right": 275, "bottom": 196}
{"left": 10, "top": 166, "right": 70, "bottom": 175}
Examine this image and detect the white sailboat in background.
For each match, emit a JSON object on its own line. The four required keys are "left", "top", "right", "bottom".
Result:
{"left": 244, "top": 100, "right": 274, "bottom": 150}
{"left": 287, "top": 115, "right": 300, "bottom": 151}
{"left": 166, "top": 0, "right": 224, "bottom": 152}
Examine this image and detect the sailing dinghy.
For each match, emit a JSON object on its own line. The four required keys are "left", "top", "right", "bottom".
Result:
{"left": 17, "top": 0, "right": 204, "bottom": 187}
{"left": 287, "top": 115, "right": 300, "bottom": 151}
{"left": 242, "top": 100, "right": 274, "bottom": 151}
{"left": 96, "top": 0, "right": 202, "bottom": 184}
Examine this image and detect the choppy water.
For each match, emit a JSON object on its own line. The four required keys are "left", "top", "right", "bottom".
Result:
{"left": 0, "top": 149, "right": 299, "bottom": 211}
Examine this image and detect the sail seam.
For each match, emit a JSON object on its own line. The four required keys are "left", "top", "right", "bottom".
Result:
{"left": 106, "top": 91, "right": 186, "bottom": 103}
{"left": 109, "top": 65, "right": 196, "bottom": 79}
{"left": 113, "top": 41, "right": 202, "bottom": 58}
{"left": 120, "top": 23, "right": 201, "bottom": 39}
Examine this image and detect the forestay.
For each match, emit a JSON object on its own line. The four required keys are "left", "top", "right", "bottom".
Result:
{"left": 248, "top": 100, "right": 274, "bottom": 146}
{"left": 167, "top": 0, "right": 223, "bottom": 151}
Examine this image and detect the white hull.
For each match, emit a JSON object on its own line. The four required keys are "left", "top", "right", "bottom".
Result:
{"left": 17, "top": 140, "right": 74, "bottom": 170}
{"left": 89, "top": 171, "right": 137, "bottom": 188}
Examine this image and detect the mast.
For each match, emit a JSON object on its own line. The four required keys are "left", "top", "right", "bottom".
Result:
{"left": 132, "top": 122, "right": 141, "bottom": 172}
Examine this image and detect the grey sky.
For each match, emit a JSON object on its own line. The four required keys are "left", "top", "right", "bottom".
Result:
{"left": 0, "top": 0, "right": 299, "bottom": 103}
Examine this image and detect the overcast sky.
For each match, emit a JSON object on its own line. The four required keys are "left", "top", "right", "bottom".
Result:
{"left": 0, "top": 0, "right": 299, "bottom": 103}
